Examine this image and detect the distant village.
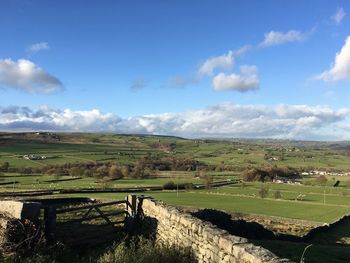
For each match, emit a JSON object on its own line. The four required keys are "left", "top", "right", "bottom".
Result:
{"left": 301, "top": 170, "right": 350, "bottom": 177}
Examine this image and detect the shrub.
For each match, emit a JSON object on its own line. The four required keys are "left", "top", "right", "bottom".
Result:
{"left": 0, "top": 162, "right": 9, "bottom": 172}
{"left": 162, "top": 181, "right": 193, "bottom": 190}
{"left": 98, "top": 237, "right": 194, "bottom": 263}
{"left": 202, "top": 174, "right": 213, "bottom": 189}
{"left": 163, "top": 181, "right": 176, "bottom": 190}
{"left": 94, "top": 165, "right": 109, "bottom": 179}
{"left": 83, "top": 169, "right": 93, "bottom": 177}
{"left": 109, "top": 165, "right": 124, "bottom": 180}
{"left": 69, "top": 167, "right": 84, "bottom": 177}
{"left": 183, "top": 183, "right": 193, "bottom": 190}
{"left": 274, "top": 190, "right": 282, "bottom": 199}
{"left": 258, "top": 186, "right": 269, "bottom": 198}
{"left": 241, "top": 168, "right": 262, "bottom": 182}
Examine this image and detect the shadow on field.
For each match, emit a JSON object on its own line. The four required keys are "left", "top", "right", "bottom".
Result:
{"left": 192, "top": 208, "right": 350, "bottom": 263}
{"left": 42, "top": 177, "right": 82, "bottom": 183}
{"left": 192, "top": 209, "right": 293, "bottom": 240}
{"left": 56, "top": 223, "right": 125, "bottom": 249}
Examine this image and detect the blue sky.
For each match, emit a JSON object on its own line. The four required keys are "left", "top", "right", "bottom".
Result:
{"left": 0, "top": 0, "right": 350, "bottom": 139}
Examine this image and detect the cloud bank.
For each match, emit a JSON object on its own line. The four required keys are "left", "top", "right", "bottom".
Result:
{"left": 316, "top": 36, "right": 350, "bottom": 81}
{"left": 0, "top": 103, "right": 349, "bottom": 140}
{"left": 0, "top": 58, "right": 62, "bottom": 94}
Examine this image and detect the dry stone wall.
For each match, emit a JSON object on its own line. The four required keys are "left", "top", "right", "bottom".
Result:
{"left": 141, "top": 198, "right": 293, "bottom": 263}
{"left": 0, "top": 201, "right": 40, "bottom": 248}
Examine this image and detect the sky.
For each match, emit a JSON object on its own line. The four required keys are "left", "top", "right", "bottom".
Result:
{"left": 1, "top": 0, "right": 350, "bottom": 140}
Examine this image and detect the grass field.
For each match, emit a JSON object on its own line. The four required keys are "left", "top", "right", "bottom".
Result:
{"left": 253, "top": 240, "right": 350, "bottom": 263}
{"left": 54, "top": 190, "right": 348, "bottom": 223}
{"left": 2, "top": 133, "right": 350, "bottom": 262}
{"left": 2, "top": 174, "right": 350, "bottom": 223}
{"left": 1, "top": 133, "right": 350, "bottom": 170}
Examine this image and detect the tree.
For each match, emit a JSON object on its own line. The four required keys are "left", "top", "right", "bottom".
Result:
{"left": 69, "top": 167, "right": 84, "bottom": 177}
{"left": 120, "top": 165, "right": 129, "bottom": 178}
{"left": 0, "top": 162, "right": 9, "bottom": 172}
{"left": 200, "top": 171, "right": 213, "bottom": 189}
{"left": 83, "top": 169, "right": 93, "bottom": 177}
{"left": 94, "top": 165, "right": 108, "bottom": 180}
{"left": 131, "top": 162, "right": 151, "bottom": 179}
{"left": 274, "top": 190, "right": 282, "bottom": 199}
{"left": 109, "top": 165, "right": 124, "bottom": 180}
{"left": 258, "top": 186, "right": 269, "bottom": 198}
{"left": 53, "top": 168, "right": 64, "bottom": 180}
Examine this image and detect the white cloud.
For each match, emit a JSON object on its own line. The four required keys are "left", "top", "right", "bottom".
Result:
{"left": 259, "top": 30, "right": 305, "bottom": 47}
{"left": 198, "top": 45, "right": 250, "bottom": 76}
{"left": 28, "top": 42, "right": 50, "bottom": 53}
{"left": 0, "top": 58, "right": 62, "bottom": 94}
{"left": 212, "top": 65, "right": 259, "bottom": 92}
{"left": 332, "top": 8, "right": 346, "bottom": 25}
{"left": 315, "top": 36, "right": 350, "bottom": 81}
{"left": 0, "top": 106, "right": 120, "bottom": 131}
{"left": 0, "top": 103, "right": 349, "bottom": 140}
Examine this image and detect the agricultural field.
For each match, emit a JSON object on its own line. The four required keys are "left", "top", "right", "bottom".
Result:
{"left": 1, "top": 133, "right": 350, "bottom": 262}
{"left": 47, "top": 181, "right": 350, "bottom": 224}
{"left": 1, "top": 133, "right": 350, "bottom": 223}
{"left": 1, "top": 132, "right": 350, "bottom": 170}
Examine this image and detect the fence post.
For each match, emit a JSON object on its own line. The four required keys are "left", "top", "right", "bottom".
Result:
{"left": 131, "top": 194, "right": 137, "bottom": 217}
{"left": 136, "top": 195, "right": 144, "bottom": 220}
{"left": 44, "top": 206, "right": 56, "bottom": 242}
{"left": 125, "top": 194, "right": 137, "bottom": 232}
{"left": 126, "top": 194, "right": 137, "bottom": 217}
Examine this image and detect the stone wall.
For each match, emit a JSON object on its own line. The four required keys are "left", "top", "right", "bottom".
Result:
{"left": 0, "top": 201, "right": 40, "bottom": 221}
{"left": 140, "top": 198, "right": 293, "bottom": 263}
{"left": 0, "top": 201, "right": 40, "bottom": 249}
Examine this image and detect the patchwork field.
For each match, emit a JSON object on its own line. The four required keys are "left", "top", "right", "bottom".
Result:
{"left": 1, "top": 133, "right": 350, "bottom": 262}
{"left": 1, "top": 133, "right": 350, "bottom": 170}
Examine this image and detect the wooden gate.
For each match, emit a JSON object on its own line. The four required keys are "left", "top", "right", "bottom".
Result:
{"left": 42, "top": 195, "right": 139, "bottom": 247}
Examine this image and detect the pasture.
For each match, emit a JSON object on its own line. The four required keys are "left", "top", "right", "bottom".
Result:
{"left": 1, "top": 133, "right": 350, "bottom": 262}
{"left": 3, "top": 173, "right": 347, "bottom": 224}
{"left": 1, "top": 133, "right": 350, "bottom": 170}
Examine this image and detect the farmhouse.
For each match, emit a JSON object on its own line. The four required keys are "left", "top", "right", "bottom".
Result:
{"left": 273, "top": 176, "right": 302, "bottom": 185}
{"left": 23, "top": 154, "right": 47, "bottom": 160}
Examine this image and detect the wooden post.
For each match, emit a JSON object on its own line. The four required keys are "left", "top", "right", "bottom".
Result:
{"left": 44, "top": 206, "right": 56, "bottom": 242}
{"left": 126, "top": 194, "right": 137, "bottom": 217}
{"left": 131, "top": 194, "right": 137, "bottom": 217}
{"left": 125, "top": 194, "right": 137, "bottom": 232}
{"left": 136, "top": 195, "right": 144, "bottom": 220}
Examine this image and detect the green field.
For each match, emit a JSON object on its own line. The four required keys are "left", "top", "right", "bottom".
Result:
{"left": 1, "top": 133, "right": 350, "bottom": 170}
{"left": 2, "top": 172, "right": 350, "bottom": 223}
{"left": 1, "top": 133, "right": 350, "bottom": 223}
{"left": 0, "top": 173, "right": 209, "bottom": 190}
{"left": 1, "top": 133, "right": 350, "bottom": 262}
{"left": 51, "top": 189, "right": 349, "bottom": 224}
